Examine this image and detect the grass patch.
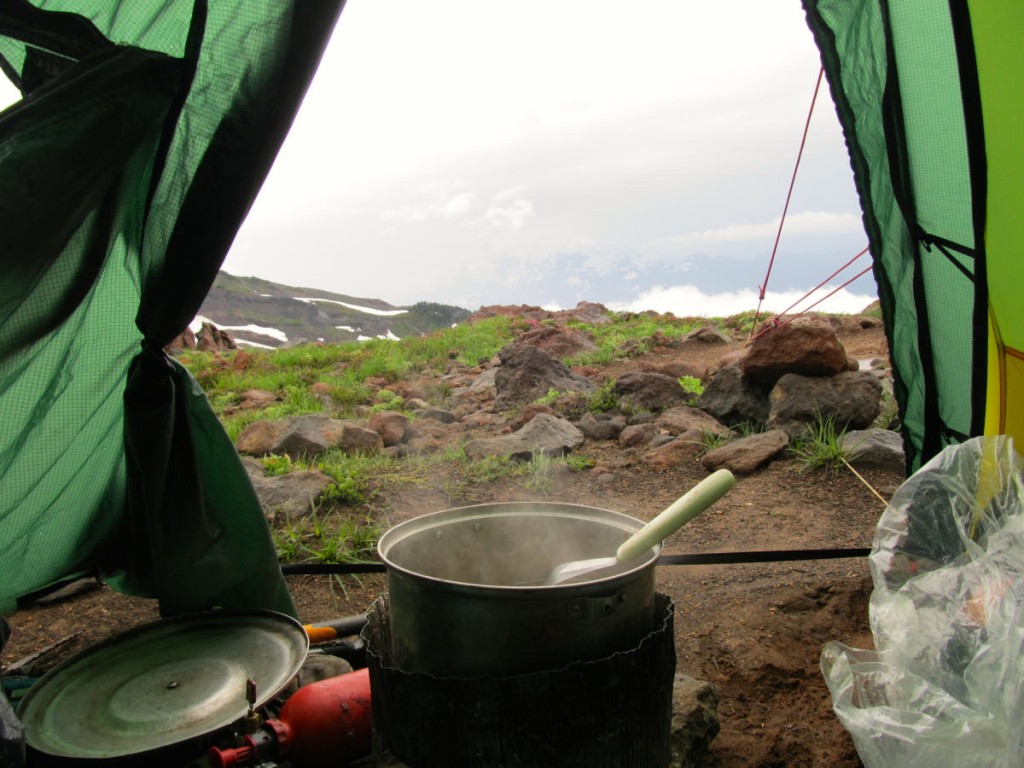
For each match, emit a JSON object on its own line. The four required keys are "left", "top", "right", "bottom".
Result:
{"left": 788, "top": 413, "right": 848, "bottom": 474}
{"left": 272, "top": 507, "right": 381, "bottom": 565}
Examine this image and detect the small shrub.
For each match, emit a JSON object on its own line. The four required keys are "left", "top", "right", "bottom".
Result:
{"left": 588, "top": 379, "right": 619, "bottom": 413}
{"left": 678, "top": 375, "right": 704, "bottom": 406}
{"left": 319, "top": 477, "right": 366, "bottom": 506}
{"left": 535, "top": 388, "right": 564, "bottom": 407}
{"left": 563, "top": 454, "right": 595, "bottom": 471}
{"left": 262, "top": 454, "right": 295, "bottom": 477}
{"left": 370, "top": 388, "right": 405, "bottom": 413}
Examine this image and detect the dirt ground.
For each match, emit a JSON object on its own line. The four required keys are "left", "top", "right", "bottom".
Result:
{"left": 2, "top": 322, "right": 901, "bottom": 767}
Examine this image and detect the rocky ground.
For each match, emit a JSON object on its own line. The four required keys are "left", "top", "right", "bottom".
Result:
{"left": 2, "top": 317, "right": 901, "bottom": 767}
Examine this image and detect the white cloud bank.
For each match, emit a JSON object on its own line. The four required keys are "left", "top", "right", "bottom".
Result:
{"left": 607, "top": 283, "right": 876, "bottom": 318}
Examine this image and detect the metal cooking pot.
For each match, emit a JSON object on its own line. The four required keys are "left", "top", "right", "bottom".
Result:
{"left": 376, "top": 502, "right": 660, "bottom": 677}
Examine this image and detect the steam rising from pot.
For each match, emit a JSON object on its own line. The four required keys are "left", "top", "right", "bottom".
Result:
{"left": 379, "top": 503, "right": 653, "bottom": 588}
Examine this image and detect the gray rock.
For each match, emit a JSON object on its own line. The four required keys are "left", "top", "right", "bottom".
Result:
{"left": 618, "top": 422, "right": 658, "bottom": 448}
{"left": 493, "top": 343, "right": 594, "bottom": 411}
{"left": 671, "top": 675, "right": 720, "bottom": 767}
{"left": 768, "top": 370, "right": 881, "bottom": 438}
{"left": 684, "top": 325, "right": 732, "bottom": 345}
{"left": 515, "top": 325, "right": 597, "bottom": 359}
{"left": 414, "top": 407, "right": 456, "bottom": 424}
{"left": 464, "top": 413, "right": 585, "bottom": 461}
{"left": 656, "top": 406, "right": 730, "bottom": 437}
{"left": 274, "top": 417, "right": 331, "bottom": 459}
{"left": 841, "top": 428, "right": 905, "bottom": 469}
{"left": 700, "top": 429, "right": 790, "bottom": 475}
{"left": 614, "top": 372, "right": 691, "bottom": 412}
{"left": 696, "top": 363, "right": 771, "bottom": 427}
{"left": 245, "top": 467, "right": 334, "bottom": 520}
{"left": 576, "top": 412, "right": 625, "bottom": 440}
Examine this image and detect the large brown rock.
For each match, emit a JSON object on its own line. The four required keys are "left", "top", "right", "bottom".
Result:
{"left": 493, "top": 343, "right": 595, "bottom": 411}
{"left": 741, "top": 316, "right": 849, "bottom": 385}
{"left": 196, "top": 321, "right": 237, "bottom": 352}
{"left": 368, "top": 411, "right": 410, "bottom": 447}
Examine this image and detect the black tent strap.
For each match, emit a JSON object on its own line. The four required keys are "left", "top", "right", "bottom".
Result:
{"left": 920, "top": 233, "right": 975, "bottom": 282}
{"left": 282, "top": 562, "right": 386, "bottom": 575}
{"left": 280, "top": 548, "right": 872, "bottom": 577}
{"left": 658, "top": 548, "right": 870, "bottom": 565}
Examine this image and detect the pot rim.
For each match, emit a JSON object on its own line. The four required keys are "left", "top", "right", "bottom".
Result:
{"left": 376, "top": 501, "right": 661, "bottom": 590}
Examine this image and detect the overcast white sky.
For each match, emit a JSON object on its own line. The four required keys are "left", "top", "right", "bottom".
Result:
{"left": 1, "top": 1, "right": 877, "bottom": 316}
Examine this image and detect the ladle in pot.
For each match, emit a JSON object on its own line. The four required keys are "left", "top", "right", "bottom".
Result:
{"left": 545, "top": 469, "right": 735, "bottom": 585}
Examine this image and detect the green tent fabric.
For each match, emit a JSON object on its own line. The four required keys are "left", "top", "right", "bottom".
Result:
{"left": 0, "top": 1, "right": 345, "bottom": 613}
{"left": 803, "top": 0, "right": 1024, "bottom": 473}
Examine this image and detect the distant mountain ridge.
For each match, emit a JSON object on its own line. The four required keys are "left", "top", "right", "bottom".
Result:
{"left": 196, "top": 272, "right": 471, "bottom": 348}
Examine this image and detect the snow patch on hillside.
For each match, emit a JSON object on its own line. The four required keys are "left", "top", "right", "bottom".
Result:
{"left": 294, "top": 297, "right": 408, "bottom": 316}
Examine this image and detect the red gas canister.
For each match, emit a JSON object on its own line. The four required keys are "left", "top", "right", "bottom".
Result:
{"left": 209, "top": 668, "right": 372, "bottom": 768}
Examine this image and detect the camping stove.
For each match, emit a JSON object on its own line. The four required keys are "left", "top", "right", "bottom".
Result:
{"left": 16, "top": 611, "right": 372, "bottom": 768}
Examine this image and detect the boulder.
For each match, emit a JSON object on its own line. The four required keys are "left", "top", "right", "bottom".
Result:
{"left": 696, "top": 363, "right": 771, "bottom": 427}
{"left": 274, "top": 417, "right": 332, "bottom": 459}
{"left": 619, "top": 422, "right": 658, "bottom": 448}
{"left": 841, "top": 428, "right": 906, "bottom": 469}
{"left": 655, "top": 406, "right": 730, "bottom": 437}
{"left": 768, "top": 371, "right": 882, "bottom": 438}
{"left": 614, "top": 372, "right": 691, "bottom": 412}
{"left": 196, "top": 321, "right": 237, "bottom": 352}
{"left": 165, "top": 327, "right": 196, "bottom": 354}
{"left": 508, "top": 403, "right": 557, "bottom": 431}
{"left": 684, "top": 325, "right": 732, "bottom": 345}
{"left": 516, "top": 325, "right": 597, "bottom": 359}
{"left": 336, "top": 425, "right": 385, "bottom": 455}
{"left": 493, "top": 343, "right": 595, "bottom": 411}
{"left": 700, "top": 429, "right": 790, "bottom": 475}
{"left": 576, "top": 412, "right": 626, "bottom": 441}
{"left": 741, "top": 316, "right": 849, "bottom": 385}
{"left": 464, "top": 413, "right": 584, "bottom": 461}
{"left": 237, "top": 419, "right": 287, "bottom": 455}
{"left": 413, "top": 406, "right": 457, "bottom": 424}
{"left": 243, "top": 461, "right": 334, "bottom": 521}
{"left": 368, "top": 411, "right": 410, "bottom": 447}
{"left": 641, "top": 430, "right": 705, "bottom": 471}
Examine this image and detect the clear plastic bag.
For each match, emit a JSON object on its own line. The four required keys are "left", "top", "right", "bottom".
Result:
{"left": 822, "top": 435, "right": 1024, "bottom": 768}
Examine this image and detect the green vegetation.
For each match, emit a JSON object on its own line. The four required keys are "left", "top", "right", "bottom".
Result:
{"left": 788, "top": 412, "right": 848, "bottom": 474}
{"left": 272, "top": 507, "right": 381, "bottom": 566}
{"left": 175, "top": 307, "right": 877, "bottom": 567}
{"left": 587, "top": 379, "right": 620, "bottom": 413}
{"left": 565, "top": 312, "right": 706, "bottom": 367}
{"left": 678, "top": 375, "right": 703, "bottom": 406}
{"left": 695, "top": 429, "right": 732, "bottom": 456}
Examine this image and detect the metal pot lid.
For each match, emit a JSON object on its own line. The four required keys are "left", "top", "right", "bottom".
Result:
{"left": 19, "top": 609, "right": 308, "bottom": 759}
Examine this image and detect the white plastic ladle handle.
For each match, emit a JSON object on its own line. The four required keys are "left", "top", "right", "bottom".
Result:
{"left": 616, "top": 469, "right": 735, "bottom": 563}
